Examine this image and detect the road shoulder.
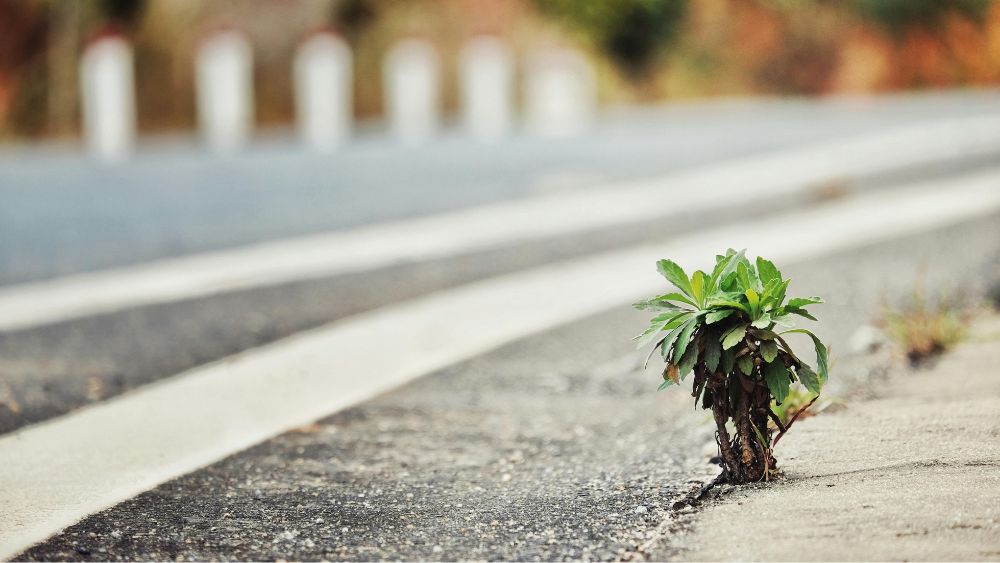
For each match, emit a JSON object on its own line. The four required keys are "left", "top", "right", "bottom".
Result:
{"left": 663, "top": 315, "right": 1000, "bottom": 562}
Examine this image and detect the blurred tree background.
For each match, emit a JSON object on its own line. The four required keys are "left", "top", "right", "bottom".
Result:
{"left": 533, "top": 0, "right": 686, "bottom": 79}
{"left": 2, "top": 0, "right": 1000, "bottom": 140}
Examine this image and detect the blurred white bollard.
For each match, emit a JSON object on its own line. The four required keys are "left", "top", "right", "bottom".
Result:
{"left": 294, "top": 31, "right": 352, "bottom": 151}
{"left": 384, "top": 39, "right": 440, "bottom": 144}
{"left": 525, "top": 47, "right": 596, "bottom": 138}
{"left": 196, "top": 29, "right": 253, "bottom": 152}
{"left": 460, "top": 36, "right": 514, "bottom": 141}
{"left": 80, "top": 34, "right": 136, "bottom": 160}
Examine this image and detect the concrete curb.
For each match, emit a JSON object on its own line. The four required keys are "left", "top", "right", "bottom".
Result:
{"left": 663, "top": 316, "right": 1000, "bottom": 562}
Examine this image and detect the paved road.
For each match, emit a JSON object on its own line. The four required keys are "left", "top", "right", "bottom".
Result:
{"left": 3, "top": 90, "right": 1000, "bottom": 285}
{"left": 15, "top": 211, "right": 1000, "bottom": 561}
{"left": 4, "top": 91, "right": 1000, "bottom": 560}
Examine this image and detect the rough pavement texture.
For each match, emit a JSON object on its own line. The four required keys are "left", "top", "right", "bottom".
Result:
{"left": 665, "top": 316, "right": 1000, "bottom": 562}
{"left": 0, "top": 181, "right": 820, "bottom": 435}
{"left": 3, "top": 176, "right": 999, "bottom": 435}
{"left": 16, "top": 306, "right": 718, "bottom": 562}
{"left": 16, "top": 213, "right": 1000, "bottom": 561}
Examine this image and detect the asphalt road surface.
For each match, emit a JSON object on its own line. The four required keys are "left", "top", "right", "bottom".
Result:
{"left": 4, "top": 90, "right": 1000, "bottom": 285}
{"left": 3, "top": 91, "right": 1000, "bottom": 560}
{"left": 14, "top": 212, "right": 1000, "bottom": 561}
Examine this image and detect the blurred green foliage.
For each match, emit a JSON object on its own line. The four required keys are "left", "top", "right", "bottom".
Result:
{"left": 534, "top": 0, "right": 687, "bottom": 77}
{"left": 853, "top": 0, "right": 991, "bottom": 33}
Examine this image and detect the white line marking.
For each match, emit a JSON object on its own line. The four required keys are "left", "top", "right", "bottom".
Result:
{"left": 3, "top": 115, "right": 1000, "bottom": 332}
{"left": 2, "top": 169, "right": 1000, "bottom": 558}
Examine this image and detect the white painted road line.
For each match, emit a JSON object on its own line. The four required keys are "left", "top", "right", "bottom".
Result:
{"left": 3, "top": 115, "right": 1000, "bottom": 332}
{"left": 2, "top": 169, "right": 1000, "bottom": 558}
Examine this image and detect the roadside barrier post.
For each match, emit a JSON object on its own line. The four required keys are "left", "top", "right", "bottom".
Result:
{"left": 459, "top": 36, "right": 514, "bottom": 141}
{"left": 294, "top": 31, "right": 352, "bottom": 151}
{"left": 384, "top": 38, "right": 440, "bottom": 144}
{"left": 524, "top": 47, "right": 596, "bottom": 138}
{"left": 80, "top": 33, "right": 136, "bottom": 160}
{"left": 196, "top": 29, "right": 254, "bottom": 152}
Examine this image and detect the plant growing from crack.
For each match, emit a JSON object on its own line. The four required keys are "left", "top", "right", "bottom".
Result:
{"left": 634, "top": 249, "right": 829, "bottom": 484}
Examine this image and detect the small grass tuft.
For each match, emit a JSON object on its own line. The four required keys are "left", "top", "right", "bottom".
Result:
{"left": 879, "top": 286, "right": 970, "bottom": 365}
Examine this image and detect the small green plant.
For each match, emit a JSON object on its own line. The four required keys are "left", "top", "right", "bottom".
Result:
{"left": 634, "top": 249, "right": 830, "bottom": 484}
{"left": 880, "top": 288, "right": 968, "bottom": 365}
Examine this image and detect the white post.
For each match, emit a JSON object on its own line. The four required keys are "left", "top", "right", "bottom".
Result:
{"left": 383, "top": 38, "right": 440, "bottom": 144}
{"left": 294, "top": 31, "right": 353, "bottom": 151}
{"left": 196, "top": 29, "right": 253, "bottom": 152}
{"left": 524, "top": 47, "right": 596, "bottom": 138}
{"left": 79, "top": 34, "right": 136, "bottom": 160}
{"left": 459, "top": 36, "right": 514, "bottom": 141}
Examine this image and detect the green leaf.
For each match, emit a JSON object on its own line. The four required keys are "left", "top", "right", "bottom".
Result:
{"left": 657, "top": 378, "right": 677, "bottom": 391}
{"left": 771, "top": 278, "right": 791, "bottom": 308}
{"left": 720, "top": 347, "right": 735, "bottom": 374}
{"left": 745, "top": 288, "right": 760, "bottom": 318}
{"left": 770, "top": 314, "right": 794, "bottom": 328}
{"left": 796, "top": 363, "right": 821, "bottom": 394}
{"left": 706, "top": 309, "right": 734, "bottom": 324}
{"left": 656, "top": 259, "right": 694, "bottom": 299}
{"left": 690, "top": 271, "right": 707, "bottom": 307}
{"left": 709, "top": 255, "right": 732, "bottom": 291}
{"left": 751, "top": 313, "right": 772, "bottom": 329}
{"left": 671, "top": 318, "right": 700, "bottom": 363}
{"left": 710, "top": 249, "right": 744, "bottom": 291}
{"left": 737, "top": 354, "right": 754, "bottom": 375}
{"left": 755, "top": 256, "right": 781, "bottom": 286}
{"left": 737, "top": 257, "right": 761, "bottom": 291}
{"left": 785, "top": 307, "right": 818, "bottom": 321}
{"left": 694, "top": 377, "right": 709, "bottom": 409}
{"left": 737, "top": 261, "right": 751, "bottom": 292}
{"left": 677, "top": 334, "right": 700, "bottom": 379}
{"left": 749, "top": 327, "right": 777, "bottom": 340}
{"left": 720, "top": 271, "right": 739, "bottom": 292}
{"left": 633, "top": 296, "right": 685, "bottom": 311}
{"left": 763, "top": 360, "right": 790, "bottom": 403}
{"left": 635, "top": 292, "right": 697, "bottom": 309}
{"left": 787, "top": 296, "right": 824, "bottom": 308}
{"left": 721, "top": 324, "right": 748, "bottom": 350}
{"left": 781, "top": 328, "right": 829, "bottom": 386}
{"left": 710, "top": 299, "right": 751, "bottom": 315}
{"left": 760, "top": 340, "right": 779, "bottom": 363}
{"left": 704, "top": 333, "right": 722, "bottom": 372}
{"left": 634, "top": 311, "right": 689, "bottom": 349}
{"left": 657, "top": 316, "right": 696, "bottom": 361}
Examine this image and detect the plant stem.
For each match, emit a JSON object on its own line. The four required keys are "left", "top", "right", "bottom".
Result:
{"left": 710, "top": 384, "right": 740, "bottom": 481}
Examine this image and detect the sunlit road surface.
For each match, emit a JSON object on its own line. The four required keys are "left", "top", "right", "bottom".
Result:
{"left": 2, "top": 91, "right": 1000, "bottom": 560}
{"left": 3, "top": 90, "right": 1000, "bottom": 285}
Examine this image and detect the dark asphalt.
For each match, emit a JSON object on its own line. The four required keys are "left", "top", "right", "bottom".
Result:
{"left": 16, "top": 211, "right": 1000, "bottom": 561}
{"left": 16, "top": 305, "right": 717, "bottom": 562}
{"left": 2, "top": 162, "right": 990, "bottom": 436}
{"left": 4, "top": 90, "right": 1000, "bottom": 285}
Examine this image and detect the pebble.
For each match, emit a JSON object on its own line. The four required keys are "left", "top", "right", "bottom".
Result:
{"left": 432, "top": 545, "right": 443, "bottom": 553}
{"left": 634, "top": 505, "right": 648, "bottom": 515}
